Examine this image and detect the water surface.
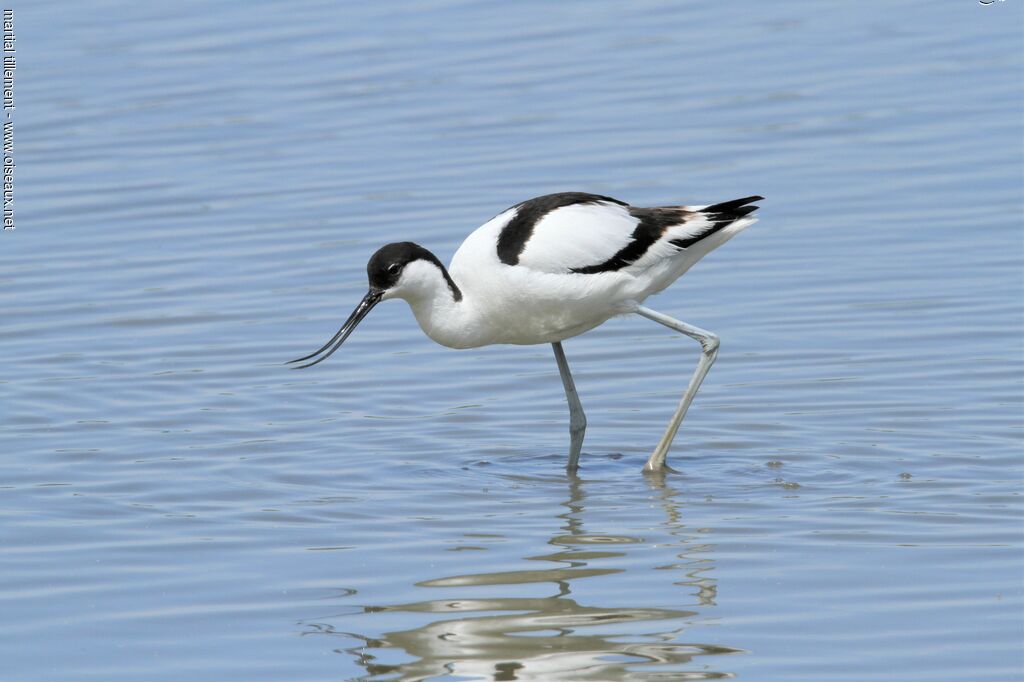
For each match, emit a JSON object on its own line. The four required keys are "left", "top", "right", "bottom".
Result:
{"left": 3, "top": 1, "right": 1022, "bottom": 680}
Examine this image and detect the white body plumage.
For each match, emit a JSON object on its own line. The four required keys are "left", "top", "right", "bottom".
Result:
{"left": 388, "top": 196, "right": 758, "bottom": 348}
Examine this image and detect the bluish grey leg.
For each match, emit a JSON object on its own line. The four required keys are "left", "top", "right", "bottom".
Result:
{"left": 635, "top": 306, "right": 719, "bottom": 472}
{"left": 552, "top": 341, "right": 586, "bottom": 473}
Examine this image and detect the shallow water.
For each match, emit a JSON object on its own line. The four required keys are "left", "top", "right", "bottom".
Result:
{"left": 3, "top": 1, "right": 1022, "bottom": 680}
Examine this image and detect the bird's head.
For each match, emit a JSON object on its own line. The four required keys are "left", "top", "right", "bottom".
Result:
{"left": 366, "top": 242, "right": 448, "bottom": 303}
{"left": 288, "top": 242, "right": 450, "bottom": 368}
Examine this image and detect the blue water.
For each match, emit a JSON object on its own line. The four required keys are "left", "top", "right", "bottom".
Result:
{"left": 3, "top": 1, "right": 1022, "bottom": 680}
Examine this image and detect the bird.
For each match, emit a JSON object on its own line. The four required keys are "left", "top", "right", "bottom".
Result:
{"left": 289, "top": 192, "right": 763, "bottom": 473}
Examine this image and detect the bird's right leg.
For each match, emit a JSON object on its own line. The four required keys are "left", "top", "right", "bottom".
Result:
{"left": 551, "top": 341, "right": 586, "bottom": 474}
{"left": 634, "top": 306, "right": 720, "bottom": 473}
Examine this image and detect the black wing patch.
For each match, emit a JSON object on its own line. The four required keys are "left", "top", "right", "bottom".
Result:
{"left": 496, "top": 192, "right": 627, "bottom": 266}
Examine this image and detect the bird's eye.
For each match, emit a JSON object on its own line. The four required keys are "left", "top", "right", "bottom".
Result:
{"left": 387, "top": 263, "right": 400, "bottom": 274}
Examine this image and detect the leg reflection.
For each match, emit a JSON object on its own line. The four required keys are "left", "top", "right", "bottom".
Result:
{"left": 303, "top": 474, "right": 743, "bottom": 680}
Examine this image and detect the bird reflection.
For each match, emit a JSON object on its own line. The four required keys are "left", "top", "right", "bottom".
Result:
{"left": 302, "top": 474, "right": 743, "bottom": 680}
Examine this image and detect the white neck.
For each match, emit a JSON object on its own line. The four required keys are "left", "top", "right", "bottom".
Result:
{"left": 385, "top": 259, "right": 484, "bottom": 349}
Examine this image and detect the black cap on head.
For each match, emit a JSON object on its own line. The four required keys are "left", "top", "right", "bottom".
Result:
{"left": 367, "top": 242, "right": 437, "bottom": 291}
{"left": 365, "top": 241, "right": 462, "bottom": 301}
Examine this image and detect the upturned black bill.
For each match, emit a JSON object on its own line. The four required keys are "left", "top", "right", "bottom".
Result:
{"left": 287, "top": 289, "right": 383, "bottom": 369}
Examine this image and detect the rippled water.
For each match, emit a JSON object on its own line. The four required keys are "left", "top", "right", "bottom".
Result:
{"left": 3, "top": 1, "right": 1022, "bottom": 680}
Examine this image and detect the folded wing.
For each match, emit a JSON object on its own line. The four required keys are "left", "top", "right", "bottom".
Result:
{"left": 498, "top": 192, "right": 762, "bottom": 275}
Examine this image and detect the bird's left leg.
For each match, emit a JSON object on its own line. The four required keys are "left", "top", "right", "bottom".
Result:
{"left": 634, "top": 306, "right": 719, "bottom": 473}
{"left": 551, "top": 341, "right": 586, "bottom": 473}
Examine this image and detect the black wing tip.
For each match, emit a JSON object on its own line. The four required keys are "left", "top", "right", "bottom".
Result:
{"left": 666, "top": 195, "right": 763, "bottom": 250}
{"left": 702, "top": 195, "right": 764, "bottom": 214}
{"left": 728, "top": 205, "right": 759, "bottom": 219}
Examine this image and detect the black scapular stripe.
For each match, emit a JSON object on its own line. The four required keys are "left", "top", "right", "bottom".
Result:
{"left": 496, "top": 192, "right": 627, "bottom": 265}
{"left": 572, "top": 207, "right": 687, "bottom": 274}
